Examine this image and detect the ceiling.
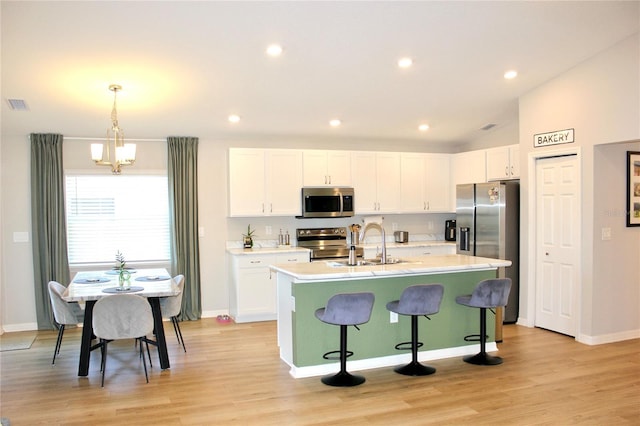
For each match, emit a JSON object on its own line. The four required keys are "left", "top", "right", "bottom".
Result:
{"left": 2, "top": 1, "right": 638, "bottom": 151}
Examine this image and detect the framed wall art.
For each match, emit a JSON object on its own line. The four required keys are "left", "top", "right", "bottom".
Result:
{"left": 627, "top": 151, "right": 640, "bottom": 227}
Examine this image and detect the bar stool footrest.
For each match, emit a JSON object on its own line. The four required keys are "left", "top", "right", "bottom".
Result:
{"left": 463, "top": 334, "right": 488, "bottom": 343}
{"left": 394, "top": 341, "right": 424, "bottom": 351}
{"left": 322, "top": 349, "right": 354, "bottom": 361}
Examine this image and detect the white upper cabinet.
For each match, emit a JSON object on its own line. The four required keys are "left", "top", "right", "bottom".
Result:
{"left": 486, "top": 144, "right": 520, "bottom": 181}
{"left": 352, "top": 151, "right": 401, "bottom": 214}
{"left": 452, "top": 150, "right": 487, "bottom": 186}
{"left": 229, "top": 148, "right": 302, "bottom": 217}
{"left": 400, "top": 153, "right": 451, "bottom": 213}
{"left": 424, "top": 154, "right": 451, "bottom": 212}
{"left": 451, "top": 150, "right": 487, "bottom": 211}
{"left": 302, "top": 150, "right": 351, "bottom": 186}
{"left": 400, "top": 153, "right": 426, "bottom": 212}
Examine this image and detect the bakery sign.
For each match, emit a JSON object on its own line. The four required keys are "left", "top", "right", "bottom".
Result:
{"left": 533, "top": 128, "right": 574, "bottom": 147}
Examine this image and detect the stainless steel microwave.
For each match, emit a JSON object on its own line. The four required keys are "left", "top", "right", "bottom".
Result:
{"left": 301, "top": 187, "right": 355, "bottom": 218}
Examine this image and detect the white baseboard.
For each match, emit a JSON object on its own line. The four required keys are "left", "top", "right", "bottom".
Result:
{"left": 201, "top": 310, "right": 228, "bottom": 319}
{"left": 577, "top": 329, "right": 640, "bottom": 345}
{"left": 286, "top": 343, "right": 498, "bottom": 379}
{"left": 2, "top": 322, "right": 39, "bottom": 333}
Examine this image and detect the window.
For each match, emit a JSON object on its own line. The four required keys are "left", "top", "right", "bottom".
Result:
{"left": 65, "top": 175, "right": 170, "bottom": 265}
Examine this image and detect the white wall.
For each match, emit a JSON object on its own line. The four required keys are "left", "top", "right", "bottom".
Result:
{"left": 593, "top": 142, "right": 640, "bottom": 338}
{"left": 518, "top": 33, "right": 640, "bottom": 342}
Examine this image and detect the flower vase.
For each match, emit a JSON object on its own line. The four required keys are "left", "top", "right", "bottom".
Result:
{"left": 118, "top": 270, "right": 131, "bottom": 291}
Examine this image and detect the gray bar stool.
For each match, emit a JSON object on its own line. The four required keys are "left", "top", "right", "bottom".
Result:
{"left": 386, "top": 284, "right": 444, "bottom": 376}
{"left": 315, "top": 292, "right": 375, "bottom": 387}
{"left": 456, "top": 278, "right": 512, "bottom": 365}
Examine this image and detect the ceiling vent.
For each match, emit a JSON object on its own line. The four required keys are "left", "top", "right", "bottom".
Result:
{"left": 480, "top": 123, "right": 496, "bottom": 131}
{"left": 7, "top": 99, "right": 29, "bottom": 111}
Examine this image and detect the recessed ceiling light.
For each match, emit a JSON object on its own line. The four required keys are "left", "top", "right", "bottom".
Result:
{"left": 504, "top": 70, "right": 518, "bottom": 79}
{"left": 329, "top": 119, "right": 341, "bottom": 127}
{"left": 398, "top": 57, "right": 413, "bottom": 68}
{"left": 418, "top": 124, "right": 430, "bottom": 132}
{"left": 228, "top": 114, "right": 241, "bottom": 123}
{"left": 266, "top": 44, "right": 283, "bottom": 57}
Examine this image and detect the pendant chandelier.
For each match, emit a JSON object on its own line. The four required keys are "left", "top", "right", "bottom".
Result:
{"left": 91, "top": 84, "right": 136, "bottom": 174}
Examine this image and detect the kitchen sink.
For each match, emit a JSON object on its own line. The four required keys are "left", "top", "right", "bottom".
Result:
{"left": 327, "top": 258, "right": 418, "bottom": 267}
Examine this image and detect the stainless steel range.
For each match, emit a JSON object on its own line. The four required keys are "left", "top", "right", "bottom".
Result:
{"left": 296, "top": 227, "right": 364, "bottom": 260}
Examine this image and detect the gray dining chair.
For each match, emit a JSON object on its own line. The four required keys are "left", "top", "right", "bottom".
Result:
{"left": 48, "top": 281, "right": 84, "bottom": 365}
{"left": 159, "top": 274, "right": 186, "bottom": 352}
{"left": 92, "top": 294, "right": 155, "bottom": 387}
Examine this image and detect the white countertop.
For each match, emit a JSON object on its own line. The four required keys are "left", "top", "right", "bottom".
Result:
{"left": 227, "top": 246, "right": 311, "bottom": 256}
{"left": 226, "top": 241, "right": 455, "bottom": 256}
{"left": 270, "top": 254, "right": 511, "bottom": 281}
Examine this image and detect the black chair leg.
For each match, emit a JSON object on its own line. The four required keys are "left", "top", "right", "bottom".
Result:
{"left": 321, "top": 325, "right": 365, "bottom": 387}
{"left": 463, "top": 308, "right": 503, "bottom": 365}
{"left": 394, "top": 315, "right": 436, "bottom": 376}
{"left": 100, "top": 340, "right": 108, "bottom": 387}
{"left": 52, "top": 324, "right": 65, "bottom": 365}
{"left": 172, "top": 317, "right": 186, "bottom": 353}
{"left": 139, "top": 336, "right": 149, "bottom": 383}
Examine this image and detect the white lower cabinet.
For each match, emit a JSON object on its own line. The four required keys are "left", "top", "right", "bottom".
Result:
{"left": 229, "top": 251, "right": 309, "bottom": 323}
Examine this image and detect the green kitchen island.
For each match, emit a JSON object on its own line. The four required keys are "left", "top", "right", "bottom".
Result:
{"left": 270, "top": 254, "right": 512, "bottom": 378}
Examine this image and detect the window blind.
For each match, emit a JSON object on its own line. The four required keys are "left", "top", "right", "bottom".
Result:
{"left": 65, "top": 175, "right": 170, "bottom": 265}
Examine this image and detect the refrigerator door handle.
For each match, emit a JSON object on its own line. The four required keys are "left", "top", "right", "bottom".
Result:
{"left": 459, "top": 227, "right": 470, "bottom": 252}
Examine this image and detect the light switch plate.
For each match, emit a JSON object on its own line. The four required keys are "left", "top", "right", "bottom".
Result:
{"left": 390, "top": 312, "right": 398, "bottom": 323}
{"left": 601, "top": 227, "right": 611, "bottom": 240}
{"left": 13, "top": 232, "right": 29, "bottom": 243}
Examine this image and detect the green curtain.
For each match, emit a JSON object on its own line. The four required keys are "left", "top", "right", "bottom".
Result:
{"left": 167, "top": 136, "right": 201, "bottom": 320}
{"left": 30, "top": 133, "right": 70, "bottom": 329}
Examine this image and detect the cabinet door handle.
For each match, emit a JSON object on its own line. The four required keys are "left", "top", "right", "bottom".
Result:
{"left": 250, "top": 260, "right": 262, "bottom": 264}
{"left": 423, "top": 201, "right": 426, "bottom": 210}
{"left": 328, "top": 175, "right": 331, "bottom": 184}
{"left": 262, "top": 203, "right": 265, "bottom": 213}
{"left": 270, "top": 203, "right": 273, "bottom": 213}
{"left": 505, "top": 166, "right": 509, "bottom": 176}
{"left": 511, "top": 165, "right": 514, "bottom": 176}
{"left": 426, "top": 201, "right": 430, "bottom": 210}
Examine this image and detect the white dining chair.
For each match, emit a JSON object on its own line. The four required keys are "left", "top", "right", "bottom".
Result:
{"left": 159, "top": 274, "right": 186, "bottom": 352}
{"left": 92, "top": 294, "right": 155, "bottom": 387}
{"left": 48, "top": 281, "right": 84, "bottom": 365}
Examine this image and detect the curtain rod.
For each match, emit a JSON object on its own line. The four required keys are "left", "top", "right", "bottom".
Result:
{"left": 64, "top": 136, "right": 166, "bottom": 142}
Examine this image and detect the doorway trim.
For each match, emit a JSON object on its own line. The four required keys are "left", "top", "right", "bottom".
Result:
{"left": 524, "top": 146, "right": 582, "bottom": 340}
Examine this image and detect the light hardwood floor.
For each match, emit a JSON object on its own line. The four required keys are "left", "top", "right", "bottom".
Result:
{"left": 1, "top": 319, "right": 638, "bottom": 425}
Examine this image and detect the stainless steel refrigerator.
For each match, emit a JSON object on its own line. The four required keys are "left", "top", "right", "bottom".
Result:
{"left": 456, "top": 181, "right": 519, "bottom": 323}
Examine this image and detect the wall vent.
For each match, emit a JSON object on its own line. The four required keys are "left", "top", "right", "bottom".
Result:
{"left": 7, "top": 99, "right": 29, "bottom": 111}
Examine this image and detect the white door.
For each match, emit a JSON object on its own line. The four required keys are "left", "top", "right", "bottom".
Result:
{"left": 535, "top": 154, "right": 580, "bottom": 336}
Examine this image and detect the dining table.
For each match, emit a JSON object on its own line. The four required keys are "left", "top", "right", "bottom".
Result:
{"left": 63, "top": 268, "right": 180, "bottom": 377}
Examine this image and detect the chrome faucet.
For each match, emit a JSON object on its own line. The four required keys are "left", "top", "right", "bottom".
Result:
{"left": 360, "top": 222, "right": 387, "bottom": 264}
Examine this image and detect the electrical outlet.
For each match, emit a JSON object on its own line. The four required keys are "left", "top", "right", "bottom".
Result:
{"left": 427, "top": 221, "right": 434, "bottom": 231}
{"left": 266, "top": 226, "right": 272, "bottom": 235}
{"left": 392, "top": 222, "right": 398, "bottom": 231}
{"left": 390, "top": 312, "right": 398, "bottom": 323}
